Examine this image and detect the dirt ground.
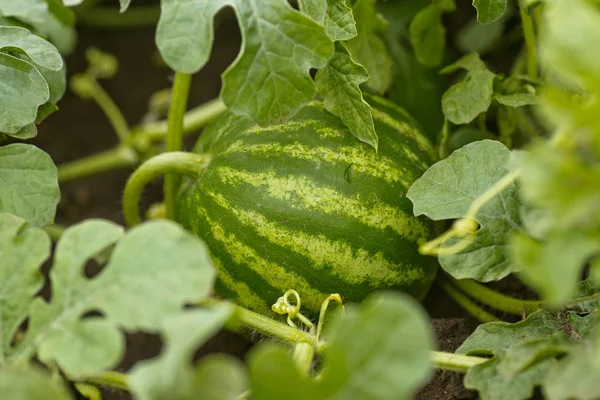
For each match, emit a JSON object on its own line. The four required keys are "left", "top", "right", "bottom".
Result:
{"left": 30, "top": 16, "right": 498, "bottom": 400}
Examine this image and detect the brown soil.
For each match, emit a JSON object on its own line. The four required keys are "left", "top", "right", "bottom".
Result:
{"left": 31, "top": 16, "right": 513, "bottom": 400}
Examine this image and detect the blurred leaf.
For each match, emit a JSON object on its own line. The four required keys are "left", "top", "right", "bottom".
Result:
{"left": 0, "top": 0, "right": 47, "bottom": 25}
{"left": 407, "top": 140, "right": 523, "bottom": 281}
{"left": 130, "top": 306, "right": 247, "bottom": 400}
{"left": 315, "top": 42, "right": 377, "bottom": 149}
{"left": 456, "top": 14, "right": 506, "bottom": 55}
{"left": 441, "top": 53, "right": 497, "bottom": 125}
{"left": 345, "top": 0, "right": 392, "bottom": 93}
{"left": 0, "top": 144, "right": 59, "bottom": 227}
{"left": 12, "top": 220, "right": 216, "bottom": 376}
{"left": 472, "top": 0, "right": 507, "bottom": 24}
{"left": 447, "top": 127, "right": 495, "bottom": 153}
{"left": 494, "top": 93, "right": 538, "bottom": 107}
{"left": 0, "top": 367, "right": 73, "bottom": 400}
{"left": 156, "top": 0, "right": 333, "bottom": 125}
{"left": 250, "top": 292, "right": 434, "bottom": 400}
{"left": 380, "top": 0, "right": 445, "bottom": 139}
{"left": 120, "top": 0, "right": 131, "bottom": 13}
{"left": 511, "top": 231, "right": 600, "bottom": 305}
{"left": 543, "top": 342, "right": 600, "bottom": 400}
{"left": 409, "top": 0, "right": 455, "bottom": 68}
{"left": 0, "top": 213, "right": 50, "bottom": 360}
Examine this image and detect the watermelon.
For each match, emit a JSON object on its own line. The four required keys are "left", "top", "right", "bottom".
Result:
{"left": 175, "top": 95, "right": 439, "bottom": 315}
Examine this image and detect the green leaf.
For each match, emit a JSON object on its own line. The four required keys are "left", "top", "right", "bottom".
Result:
{"left": 300, "top": 0, "right": 357, "bottom": 41}
{"left": 380, "top": 0, "right": 445, "bottom": 139}
{"left": 457, "top": 310, "right": 563, "bottom": 356}
{"left": 315, "top": 42, "right": 377, "bottom": 149}
{"left": 130, "top": 305, "right": 247, "bottom": 400}
{"left": 0, "top": 367, "right": 73, "bottom": 400}
{"left": 441, "top": 53, "right": 496, "bottom": 125}
{"left": 407, "top": 140, "right": 523, "bottom": 281}
{"left": 543, "top": 343, "right": 600, "bottom": 400}
{"left": 472, "top": 0, "right": 507, "bottom": 24}
{"left": 510, "top": 231, "right": 600, "bottom": 305}
{"left": 250, "top": 292, "right": 434, "bottom": 400}
{"left": 12, "top": 220, "right": 216, "bottom": 376}
{"left": 344, "top": 0, "right": 392, "bottom": 93}
{"left": 494, "top": 93, "right": 538, "bottom": 107}
{"left": 448, "top": 127, "right": 495, "bottom": 153}
{"left": 0, "top": 26, "right": 63, "bottom": 70}
{"left": 0, "top": 54, "right": 49, "bottom": 135}
{"left": 156, "top": 0, "right": 333, "bottom": 125}
{"left": 0, "top": 0, "right": 47, "bottom": 25}
{"left": 0, "top": 213, "right": 50, "bottom": 360}
{"left": 0, "top": 144, "right": 59, "bottom": 227}
{"left": 465, "top": 356, "right": 555, "bottom": 400}
{"left": 456, "top": 14, "right": 506, "bottom": 55}
{"left": 409, "top": 0, "right": 455, "bottom": 68}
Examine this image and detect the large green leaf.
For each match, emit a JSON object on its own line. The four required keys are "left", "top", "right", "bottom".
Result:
{"left": 0, "top": 144, "right": 60, "bottom": 227}
{"left": 344, "top": 0, "right": 392, "bottom": 93}
{"left": 0, "top": 214, "right": 50, "bottom": 361}
{"left": 11, "top": 220, "right": 216, "bottom": 377}
{"left": 315, "top": 42, "right": 377, "bottom": 149}
{"left": 299, "top": 0, "right": 357, "bottom": 41}
{"left": 250, "top": 292, "right": 434, "bottom": 400}
{"left": 156, "top": 0, "right": 333, "bottom": 125}
{"left": 407, "top": 140, "right": 523, "bottom": 281}
{"left": 130, "top": 305, "right": 247, "bottom": 400}
{"left": 0, "top": 0, "right": 47, "bottom": 24}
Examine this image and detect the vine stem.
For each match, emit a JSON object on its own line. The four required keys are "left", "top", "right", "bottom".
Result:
{"left": 430, "top": 351, "right": 486, "bottom": 373}
{"left": 57, "top": 146, "right": 138, "bottom": 183}
{"left": 136, "top": 98, "right": 227, "bottom": 141}
{"left": 436, "top": 277, "right": 500, "bottom": 323}
{"left": 122, "top": 152, "right": 211, "bottom": 226}
{"left": 78, "top": 371, "right": 129, "bottom": 392}
{"left": 164, "top": 72, "right": 193, "bottom": 220}
{"left": 519, "top": 0, "right": 538, "bottom": 80}
{"left": 84, "top": 79, "right": 132, "bottom": 145}
{"left": 449, "top": 275, "right": 543, "bottom": 315}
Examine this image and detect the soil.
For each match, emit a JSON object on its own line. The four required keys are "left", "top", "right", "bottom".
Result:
{"left": 29, "top": 12, "right": 528, "bottom": 400}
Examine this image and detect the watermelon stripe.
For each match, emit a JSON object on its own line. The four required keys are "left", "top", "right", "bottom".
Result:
{"left": 200, "top": 210, "right": 328, "bottom": 312}
{"left": 205, "top": 189, "right": 427, "bottom": 287}
{"left": 213, "top": 166, "right": 429, "bottom": 241}
{"left": 211, "top": 256, "right": 269, "bottom": 312}
{"left": 221, "top": 140, "right": 417, "bottom": 184}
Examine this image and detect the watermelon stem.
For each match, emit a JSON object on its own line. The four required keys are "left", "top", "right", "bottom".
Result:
{"left": 122, "top": 152, "right": 211, "bottom": 226}
{"left": 448, "top": 275, "right": 543, "bottom": 315}
{"left": 436, "top": 277, "right": 500, "bottom": 323}
{"left": 164, "top": 72, "right": 193, "bottom": 220}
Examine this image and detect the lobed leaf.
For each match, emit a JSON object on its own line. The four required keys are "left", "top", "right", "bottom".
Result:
{"left": 0, "top": 144, "right": 60, "bottom": 227}
{"left": 11, "top": 220, "right": 216, "bottom": 376}
{"left": 0, "top": 214, "right": 50, "bottom": 361}
{"left": 407, "top": 140, "right": 523, "bottom": 281}
{"left": 0, "top": 367, "right": 73, "bottom": 400}
{"left": 300, "top": 0, "right": 357, "bottom": 41}
{"left": 130, "top": 305, "right": 247, "bottom": 400}
{"left": 250, "top": 292, "right": 434, "bottom": 400}
{"left": 315, "top": 42, "right": 377, "bottom": 149}
{"left": 156, "top": 0, "right": 333, "bottom": 125}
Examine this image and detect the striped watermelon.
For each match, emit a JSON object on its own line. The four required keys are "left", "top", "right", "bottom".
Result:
{"left": 175, "top": 95, "right": 439, "bottom": 315}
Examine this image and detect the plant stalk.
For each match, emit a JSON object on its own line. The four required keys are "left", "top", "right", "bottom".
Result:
{"left": 86, "top": 79, "right": 132, "bottom": 145}
{"left": 430, "top": 351, "right": 487, "bottom": 373}
{"left": 436, "top": 277, "right": 500, "bottom": 323}
{"left": 137, "top": 98, "right": 227, "bottom": 141}
{"left": 122, "top": 152, "right": 211, "bottom": 226}
{"left": 519, "top": 0, "right": 538, "bottom": 80}
{"left": 164, "top": 72, "right": 193, "bottom": 220}
{"left": 450, "top": 276, "right": 543, "bottom": 315}
{"left": 57, "top": 146, "right": 138, "bottom": 183}
{"left": 79, "top": 371, "right": 129, "bottom": 392}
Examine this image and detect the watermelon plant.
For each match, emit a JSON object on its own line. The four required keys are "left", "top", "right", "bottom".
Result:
{"left": 1, "top": 0, "right": 600, "bottom": 399}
